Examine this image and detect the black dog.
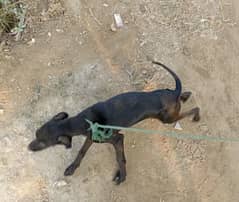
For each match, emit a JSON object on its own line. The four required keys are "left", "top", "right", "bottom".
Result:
{"left": 28, "top": 61, "right": 200, "bottom": 184}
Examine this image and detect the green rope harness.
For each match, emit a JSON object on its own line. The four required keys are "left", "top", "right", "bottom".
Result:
{"left": 85, "top": 119, "right": 113, "bottom": 142}
{"left": 85, "top": 119, "right": 239, "bottom": 143}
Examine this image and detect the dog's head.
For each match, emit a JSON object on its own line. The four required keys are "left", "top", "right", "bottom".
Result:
{"left": 28, "top": 112, "right": 72, "bottom": 151}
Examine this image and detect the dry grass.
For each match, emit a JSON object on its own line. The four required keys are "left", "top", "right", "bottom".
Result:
{"left": 0, "top": 0, "right": 26, "bottom": 40}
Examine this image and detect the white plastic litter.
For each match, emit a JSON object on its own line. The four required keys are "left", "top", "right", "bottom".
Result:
{"left": 174, "top": 122, "right": 182, "bottom": 130}
{"left": 114, "top": 14, "right": 124, "bottom": 28}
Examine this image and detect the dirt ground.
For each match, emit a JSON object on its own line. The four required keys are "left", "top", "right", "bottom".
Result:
{"left": 1, "top": 0, "right": 239, "bottom": 201}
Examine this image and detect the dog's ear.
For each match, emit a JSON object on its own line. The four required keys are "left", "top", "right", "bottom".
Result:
{"left": 53, "top": 112, "right": 69, "bottom": 121}
{"left": 58, "top": 136, "right": 72, "bottom": 149}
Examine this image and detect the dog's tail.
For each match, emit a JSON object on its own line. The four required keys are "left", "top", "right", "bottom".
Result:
{"left": 152, "top": 61, "right": 182, "bottom": 99}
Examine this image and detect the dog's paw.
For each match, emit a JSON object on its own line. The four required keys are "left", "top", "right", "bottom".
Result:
{"left": 180, "top": 91, "right": 192, "bottom": 103}
{"left": 113, "top": 170, "right": 120, "bottom": 182}
{"left": 193, "top": 114, "right": 200, "bottom": 122}
{"left": 113, "top": 170, "right": 126, "bottom": 185}
{"left": 64, "top": 164, "right": 76, "bottom": 176}
{"left": 193, "top": 107, "right": 200, "bottom": 122}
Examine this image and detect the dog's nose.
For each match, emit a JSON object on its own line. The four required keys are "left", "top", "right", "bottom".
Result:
{"left": 28, "top": 141, "right": 36, "bottom": 151}
{"left": 28, "top": 139, "right": 44, "bottom": 151}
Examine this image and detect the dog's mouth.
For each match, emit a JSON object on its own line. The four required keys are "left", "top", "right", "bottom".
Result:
{"left": 28, "top": 139, "right": 48, "bottom": 151}
{"left": 28, "top": 136, "right": 72, "bottom": 152}
{"left": 57, "top": 136, "right": 72, "bottom": 149}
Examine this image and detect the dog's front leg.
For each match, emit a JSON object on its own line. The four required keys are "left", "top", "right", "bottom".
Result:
{"left": 64, "top": 137, "right": 93, "bottom": 176}
{"left": 111, "top": 133, "right": 127, "bottom": 185}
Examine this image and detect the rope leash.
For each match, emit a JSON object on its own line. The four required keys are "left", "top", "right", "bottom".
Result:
{"left": 85, "top": 119, "right": 239, "bottom": 143}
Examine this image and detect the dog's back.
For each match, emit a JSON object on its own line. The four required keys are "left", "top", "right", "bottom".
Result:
{"left": 90, "top": 61, "right": 183, "bottom": 127}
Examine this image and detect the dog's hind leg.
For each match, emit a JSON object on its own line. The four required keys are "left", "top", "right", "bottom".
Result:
{"left": 110, "top": 133, "right": 126, "bottom": 185}
{"left": 64, "top": 137, "right": 93, "bottom": 176}
{"left": 180, "top": 91, "right": 192, "bottom": 103}
{"left": 175, "top": 107, "right": 200, "bottom": 122}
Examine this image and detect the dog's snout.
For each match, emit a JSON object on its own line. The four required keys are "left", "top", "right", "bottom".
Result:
{"left": 28, "top": 140, "right": 38, "bottom": 151}
{"left": 28, "top": 139, "right": 47, "bottom": 151}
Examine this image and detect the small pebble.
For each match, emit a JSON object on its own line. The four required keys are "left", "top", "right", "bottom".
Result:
{"left": 5, "top": 55, "right": 13, "bottom": 60}
{"left": 200, "top": 19, "right": 208, "bottom": 23}
{"left": 110, "top": 23, "right": 117, "bottom": 32}
{"left": 182, "top": 47, "right": 190, "bottom": 56}
{"left": 3, "top": 136, "right": 11, "bottom": 146}
{"left": 0, "top": 108, "right": 4, "bottom": 115}
{"left": 90, "top": 64, "right": 97, "bottom": 69}
{"left": 82, "top": 178, "right": 88, "bottom": 183}
{"left": 55, "top": 180, "right": 67, "bottom": 187}
{"left": 56, "top": 29, "right": 64, "bottom": 33}
{"left": 27, "top": 38, "right": 35, "bottom": 46}
{"left": 48, "top": 32, "right": 52, "bottom": 37}
{"left": 103, "top": 3, "right": 109, "bottom": 7}
{"left": 142, "top": 70, "right": 147, "bottom": 75}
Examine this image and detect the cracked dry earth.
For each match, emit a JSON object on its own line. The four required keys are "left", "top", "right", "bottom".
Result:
{"left": 1, "top": 0, "right": 239, "bottom": 201}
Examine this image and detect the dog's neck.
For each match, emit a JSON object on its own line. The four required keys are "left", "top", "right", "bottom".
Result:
{"left": 59, "top": 115, "right": 90, "bottom": 137}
